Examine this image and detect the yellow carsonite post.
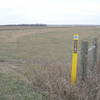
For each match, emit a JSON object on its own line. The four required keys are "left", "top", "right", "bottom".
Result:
{"left": 71, "top": 33, "right": 79, "bottom": 84}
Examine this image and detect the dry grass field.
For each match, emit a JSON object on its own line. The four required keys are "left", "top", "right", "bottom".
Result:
{"left": 0, "top": 26, "right": 100, "bottom": 100}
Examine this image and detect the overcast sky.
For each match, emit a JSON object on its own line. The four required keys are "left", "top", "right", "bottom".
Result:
{"left": 0, "top": 0, "right": 99, "bottom": 25}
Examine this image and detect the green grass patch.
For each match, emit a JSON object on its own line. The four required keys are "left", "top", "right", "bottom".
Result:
{"left": 0, "top": 73, "right": 45, "bottom": 100}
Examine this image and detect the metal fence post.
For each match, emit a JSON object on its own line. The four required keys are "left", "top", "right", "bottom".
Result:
{"left": 80, "top": 41, "right": 88, "bottom": 81}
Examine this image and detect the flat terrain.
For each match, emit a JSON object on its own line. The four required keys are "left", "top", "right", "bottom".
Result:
{"left": 0, "top": 26, "right": 100, "bottom": 99}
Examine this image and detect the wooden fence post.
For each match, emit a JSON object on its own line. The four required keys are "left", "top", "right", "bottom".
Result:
{"left": 80, "top": 41, "right": 88, "bottom": 81}
{"left": 92, "top": 38, "right": 97, "bottom": 68}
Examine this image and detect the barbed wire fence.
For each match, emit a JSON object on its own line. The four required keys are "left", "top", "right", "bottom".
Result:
{"left": 78, "top": 35, "right": 100, "bottom": 82}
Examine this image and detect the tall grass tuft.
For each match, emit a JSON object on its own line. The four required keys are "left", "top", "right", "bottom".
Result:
{"left": 26, "top": 61, "right": 100, "bottom": 100}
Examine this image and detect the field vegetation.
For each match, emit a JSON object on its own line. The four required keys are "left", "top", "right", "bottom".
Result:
{"left": 0, "top": 26, "right": 100, "bottom": 99}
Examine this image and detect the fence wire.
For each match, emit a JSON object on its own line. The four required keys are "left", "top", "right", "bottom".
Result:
{"left": 78, "top": 35, "right": 100, "bottom": 81}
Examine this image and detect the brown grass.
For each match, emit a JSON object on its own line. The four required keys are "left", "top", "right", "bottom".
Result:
{"left": 0, "top": 26, "right": 100, "bottom": 99}
{"left": 26, "top": 60, "right": 100, "bottom": 100}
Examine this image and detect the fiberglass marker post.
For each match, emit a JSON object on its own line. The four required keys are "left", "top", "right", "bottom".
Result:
{"left": 71, "top": 33, "right": 79, "bottom": 84}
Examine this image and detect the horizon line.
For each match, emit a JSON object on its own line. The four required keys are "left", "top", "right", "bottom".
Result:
{"left": 0, "top": 24, "right": 100, "bottom": 26}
